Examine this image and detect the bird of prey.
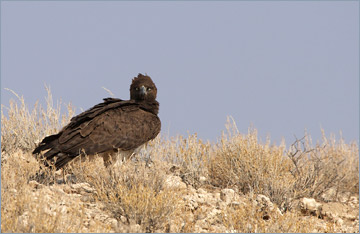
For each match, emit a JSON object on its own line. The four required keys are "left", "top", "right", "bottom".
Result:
{"left": 33, "top": 73, "right": 161, "bottom": 170}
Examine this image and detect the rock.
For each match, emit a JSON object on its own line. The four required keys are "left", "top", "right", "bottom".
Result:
{"left": 185, "top": 198, "right": 199, "bottom": 211}
{"left": 342, "top": 213, "right": 357, "bottom": 221}
{"left": 349, "top": 196, "right": 359, "bottom": 206}
{"left": 194, "top": 192, "right": 211, "bottom": 205}
{"left": 300, "top": 197, "right": 322, "bottom": 217}
{"left": 195, "top": 207, "right": 208, "bottom": 220}
{"left": 248, "top": 194, "right": 283, "bottom": 220}
{"left": 195, "top": 219, "right": 209, "bottom": 230}
{"left": 230, "top": 201, "right": 242, "bottom": 208}
{"left": 199, "top": 176, "right": 207, "bottom": 183}
{"left": 106, "top": 218, "right": 119, "bottom": 230}
{"left": 129, "top": 223, "right": 142, "bottom": 233}
{"left": 50, "top": 186, "right": 66, "bottom": 195}
{"left": 320, "top": 200, "right": 359, "bottom": 233}
{"left": 207, "top": 208, "right": 222, "bottom": 223}
{"left": 169, "top": 165, "right": 181, "bottom": 175}
{"left": 338, "top": 191, "right": 351, "bottom": 203}
{"left": 28, "top": 180, "right": 44, "bottom": 190}
{"left": 120, "top": 216, "right": 128, "bottom": 223}
{"left": 214, "top": 192, "right": 221, "bottom": 200}
{"left": 216, "top": 200, "right": 227, "bottom": 210}
{"left": 335, "top": 217, "right": 344, "bottom": 226}
{"left": 321, "top": 187, "right": 337, "bottom": 202}
{"left": 80, "top": 194, "right": 94, "bottom": 202}
{"left": 70, "top": 182, "right": 96, "bottom": 194}
{"left": 321, "top": 202, "right": 344, "bottom": 220}
{"left": 255, "top": 194, "right": 282, "bottom": 217}
{"left": 164, "top": 175, "right": 187, "bottom": 190}
{"left": 197, "top": 188, "right": 207, "bottom": 194}
{"left": 220, "top": 189, "right": 235, "bottom": 204}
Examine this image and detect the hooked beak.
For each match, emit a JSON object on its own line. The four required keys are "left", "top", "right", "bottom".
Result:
{"left": 139, "top": 85, "right": 147, "bottom": 97}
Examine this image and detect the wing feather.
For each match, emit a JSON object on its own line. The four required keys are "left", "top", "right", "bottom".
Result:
{"left": 33, "top": 97, "right": 160, "bottom": 170}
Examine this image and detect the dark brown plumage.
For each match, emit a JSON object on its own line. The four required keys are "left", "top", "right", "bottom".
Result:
{"left": 33, "top": 73, "right": 161, "bottom": 170}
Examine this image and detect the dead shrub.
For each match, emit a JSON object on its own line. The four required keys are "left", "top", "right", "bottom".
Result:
{"left": 1, "top": 87, "right": 74, "bottom": 154}
{"left": 287, "top": 131, "right": 359, "bottom": 200}
{"left": 73, "top": 158, "right": 183, "bottom": 233}
{"left": 208, "top": 117, "right": 294, "bottom": 207}
{"left": 150, "top": 133, "right": 211, "bottom": 189}
{"left": 0, "top": 151, "right": 108, "bottom": 233}
{"left": 221, "top": 200, "right": 334, "bottom": 233}
{"left": 208, "top": 117, "right": 359, "bottom": 208}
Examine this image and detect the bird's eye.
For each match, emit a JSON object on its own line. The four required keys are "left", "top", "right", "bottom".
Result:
{"left": 135, "top": 87, "right": 139, "bottom": 91}
{"left": 147, "top": 87, "right": 152, "bottom": 91}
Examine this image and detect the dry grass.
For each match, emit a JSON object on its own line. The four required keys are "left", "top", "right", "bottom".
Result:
{"left": 0, "top": 150, "right": 113, "bottom": 233}
{"left": 208, "top": 117, "right": 359, "bottom": 210}
{"left": 221, "top": 200, "right": 336, "bottom": 233}
{"left": 151, "top": 134, "right": 211, "bottom": 188}
{"left": 1, "top": 87, "right": 74, "bottom": 154}
{"left": 70, "top": 157, "right": 184, "bottom": 233}
{"left": 1, "top": 89, "right": 358, "bottom": 233}
{"left": 209, "top": 119, "right": 293, "bottom": 208}
{"left": 287, "top": 130, "right": 359, "bottom": 200}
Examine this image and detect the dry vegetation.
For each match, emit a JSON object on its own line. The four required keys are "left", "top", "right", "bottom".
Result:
{"left": 1, "top": 89, "right": 359, "bottom": 233}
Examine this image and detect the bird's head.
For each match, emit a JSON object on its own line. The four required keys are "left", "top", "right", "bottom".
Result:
{"left": 130, "top": 73, "right": 157, "bottom": 101}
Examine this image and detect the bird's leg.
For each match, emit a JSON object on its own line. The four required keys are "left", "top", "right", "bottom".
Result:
{"left": 145, "top": 155, "right": 153, "bottom": 168}
{"left": 141, "top": 144, "right": 153, "bottom": 168}
{"left": 102, "top": 153, "right": 113, "bottom": 168}
{"left": 129, "top": 152, "right": 137, "bottom": 162}
{"left": 108, "top": 166, "right": 114, "bottom": 182}
{"left": 102, "top": 149, "right": 119, "bottom": 168}
{"left": 61, "top": 168, "right": 65, "bottom": 184}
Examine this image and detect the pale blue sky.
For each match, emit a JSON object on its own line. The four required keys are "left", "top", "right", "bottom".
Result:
{"left": 1, "top": 1, "right": 359, "bottom": 144}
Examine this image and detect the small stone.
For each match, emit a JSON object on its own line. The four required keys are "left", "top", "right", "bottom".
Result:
{"left": 71, "top": 183, "right": 96, "bottom": 193}
{"left": 343, "top": 213, "right": 357, "bottom": 221}
{"left": 80, "top": 195, "right": 94, "bottom": 202}
{"left": 300, "top": 197, "right": 322, "bottom": 216}
{"left": 335, "top": 217, "right": 344, "bottom": 226}
{"left": 164, "top": 175, "right": 187, "bottom": 190}
{"left": 107, "top": 218, "right": 118, "bottom": 230}
{"left": 338, "top": 192, "right": 351, "bottom": 203}
{"left": 120, "top": 215, "right": 127, "bottom": 223}
{"left": 197, "top": 188, "right": 207, "bottom": 194}
{"left": 230, "top": 201, "right": 241, "bottom": 208}
{"left": 321, "top": 187, "right": 337, "bottom": 202}
{"left": 220, "top": 189, "right": 236, "bottom": 205}
{"left": 129, "top": 224, "right": 142, "bottom": 233}
{"left": 28, "top": 180, "right": 43, "bottom": 190}
{"left": 255, "top": 194, "right": 282, "bottom": 217}
{"left": 199, "top": 176, "right": 207, "bottom": 182}
{"left": 349, "top": 196, "right": 358, "bottom": 205}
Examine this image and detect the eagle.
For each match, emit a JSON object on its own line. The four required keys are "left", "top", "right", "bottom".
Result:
{"left": 33, "top": 73, "right": 161, "bottom": 170}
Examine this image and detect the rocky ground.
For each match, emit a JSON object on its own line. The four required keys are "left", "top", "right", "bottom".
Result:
{"left": 20, "top": 165, "right": 359, "bottom": 233}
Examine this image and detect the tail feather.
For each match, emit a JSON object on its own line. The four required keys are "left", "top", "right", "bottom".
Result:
{"left": 33, "top": 133, "right": 88, "bottom": 170}
{"left": 33, "top": 133, "right": 69, "bottom": 170}
{"left": 33, "top": 133, "right": 61, "bottom": 155}
{"left": 54, "top": 153, "right": 77, "bottom": 169}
